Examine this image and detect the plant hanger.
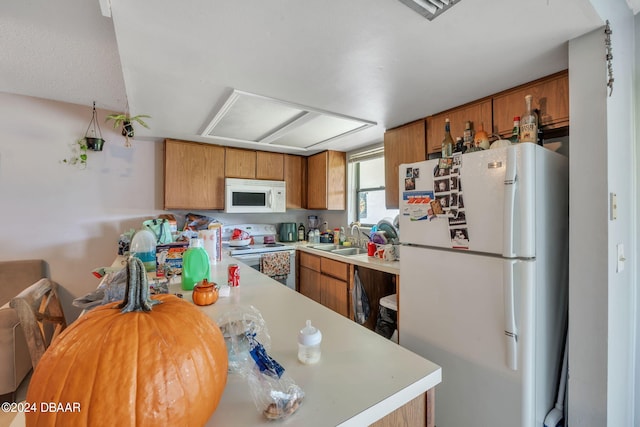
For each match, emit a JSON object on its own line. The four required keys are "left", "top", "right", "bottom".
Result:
{"left": 84, "top": 101, "right": 105, "bottom": 151}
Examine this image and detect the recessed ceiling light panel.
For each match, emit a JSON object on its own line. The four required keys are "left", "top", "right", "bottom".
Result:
{"left": 201, "top": 90, "right": 376, "bottom": 151}
{"left": 398, "top": 0, "right": 461, "bottom": 20}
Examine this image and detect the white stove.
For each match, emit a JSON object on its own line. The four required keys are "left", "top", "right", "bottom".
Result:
{"left": 228, "top": 243, "right": 296, "bottom": 256}
{"left": 222, "top": 224, "right": 296, "bottom": 289}
{"left": 221, "top": 223, "right": 296, "bottom": 255}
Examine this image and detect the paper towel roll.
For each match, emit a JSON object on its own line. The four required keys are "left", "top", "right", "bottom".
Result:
{"left": 199, "top": 225, "right": 222, "bottom": 263}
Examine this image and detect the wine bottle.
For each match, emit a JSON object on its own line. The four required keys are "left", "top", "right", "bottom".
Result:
{"left": 510, "top": 116, "right": 520, "bottom": 143}
{"left": 463, "top": 121, "right": 473, "bottom": 151}
{"left": 519, "top": 95, "right": 538, "bottom": 143}
{"left": 441, "top": 118, "right": 454, "bottom": 158}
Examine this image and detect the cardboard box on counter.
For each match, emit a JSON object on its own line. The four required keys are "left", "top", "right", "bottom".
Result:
{"left": 156, "top": 241, "right": 189, "bottom": 277}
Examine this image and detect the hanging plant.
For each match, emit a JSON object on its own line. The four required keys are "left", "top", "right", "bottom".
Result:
{"left": 61, "top": 138, "right": 88, "bottom": 169}
{"left": 105, "top": 113, "right": 151, "bottom": 147}
{"left": 84, "top": 101, "right": 105, "bottom": 152}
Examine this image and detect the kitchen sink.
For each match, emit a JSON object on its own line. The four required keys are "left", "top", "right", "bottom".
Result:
{"left": 330, "top": 247, "right": 366, "bottom": 256}
{"left": 309, "top": 244, "right": 340, "bottom": 251}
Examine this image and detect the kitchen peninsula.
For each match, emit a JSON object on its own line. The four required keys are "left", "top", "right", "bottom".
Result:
{"left": 185, "top": 256, "right": 440, "bottom": 426}
{"left": 9, "top": 255, "right": 440, "bottom": 427}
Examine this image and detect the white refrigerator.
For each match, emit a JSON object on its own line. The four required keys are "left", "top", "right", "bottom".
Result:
{"left": 398, "top": 144, "right": 568, "bottom": 427}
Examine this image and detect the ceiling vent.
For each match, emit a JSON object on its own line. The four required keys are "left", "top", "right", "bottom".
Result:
{"left": 201, "top": 90, "right": 376, "bottom": 151}
{"left": 398, "top": 0, "right": 461, "bottom": 20}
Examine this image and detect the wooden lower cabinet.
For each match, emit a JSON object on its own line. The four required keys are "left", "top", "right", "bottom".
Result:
{"left": 370, "top": 389, "right": 434, "bottom": 427}
{"left": 299, "top": 265, "right": 321, "bottom": 304}
{"left": 321, "top": 275, "right": 349, "bottom": 317}
{"left": 298, "top": 252, "right": 350, "bottom": 317}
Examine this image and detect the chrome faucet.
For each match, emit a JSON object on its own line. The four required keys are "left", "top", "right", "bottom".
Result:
{"left": 350, "top": 222, "right": 365, "bottom": 248}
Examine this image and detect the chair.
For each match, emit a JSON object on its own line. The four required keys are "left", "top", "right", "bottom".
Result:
{"left": 10, "top": 278, "right": 67, "bottom": 370}
{"left": 0, "top": 259, "right": 49, "bottom": 403}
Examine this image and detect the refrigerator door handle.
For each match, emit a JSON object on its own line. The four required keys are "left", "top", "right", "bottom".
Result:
{"left": 502, "top": 147, "right": 517, "bottom": 257}
{"left": 504, "top": 259, "right": 518, "bottom": 371}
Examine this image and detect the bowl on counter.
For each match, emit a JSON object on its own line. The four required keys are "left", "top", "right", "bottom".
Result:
{"left": 229, "top": 238, "right": 252, "bottom": 247}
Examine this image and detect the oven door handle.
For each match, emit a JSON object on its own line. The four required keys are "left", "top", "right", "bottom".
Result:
{"left": 231, "top": 254, "right": 262, "bottom": 262}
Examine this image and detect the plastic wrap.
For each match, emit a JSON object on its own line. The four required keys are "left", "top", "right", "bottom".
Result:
{"left": 216, "top": 305, "right": 271, "bottom": 375}
{"left": 245, "top": 333, "right": 304, "bottom": 420}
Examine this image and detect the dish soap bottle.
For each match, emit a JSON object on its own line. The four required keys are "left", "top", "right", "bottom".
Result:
{"left": 130, "top": 228, "right": 157, "bottom": 272}
{"left": 181, "top": 238, "right": 210, "bottom": 291}
{"left": 298, "top": 320, "right": 322, "bottom": 364}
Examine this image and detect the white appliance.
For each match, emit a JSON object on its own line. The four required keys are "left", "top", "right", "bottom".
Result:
{"left": 224, "top": 178, "right": 286, "bottom": 213}
{"left": 398, "top": 144, "right": 568, "bottom": 427}
{"left": 222, "top": 224, "right": 296, "bottom": 290}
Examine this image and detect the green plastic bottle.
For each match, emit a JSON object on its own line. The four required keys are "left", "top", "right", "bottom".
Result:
{"left": 181, "top": 238, "right": 211, "bottom": 291}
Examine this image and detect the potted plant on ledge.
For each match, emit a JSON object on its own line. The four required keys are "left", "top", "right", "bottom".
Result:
{"left": 105, "top": 113, "right": 151, "bottom": 147}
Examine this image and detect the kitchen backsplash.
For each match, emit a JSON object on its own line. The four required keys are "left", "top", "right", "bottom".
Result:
{"left": 168, "top": 210, "right": 348, "bottom": 239}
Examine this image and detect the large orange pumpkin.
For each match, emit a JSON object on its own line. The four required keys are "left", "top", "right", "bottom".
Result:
{"left": 26, "top": 257, "right": 228, "bottom": 427}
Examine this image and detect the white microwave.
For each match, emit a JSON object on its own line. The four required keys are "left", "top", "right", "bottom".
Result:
{"left": 224, "top": 178, "right": 286, "bottom": 213}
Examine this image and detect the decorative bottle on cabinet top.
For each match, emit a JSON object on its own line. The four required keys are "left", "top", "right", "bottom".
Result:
{"left": 441, "top": 118, "right": 454, "bottom": 158}
{"left": 519, "top": 95, "right": 538, "bottom": 144}
{"left": 463, "top": 121, "right": 474, "bottom": 151}
{"left": 510, "top": 116, "right": 521, "bottom": 143}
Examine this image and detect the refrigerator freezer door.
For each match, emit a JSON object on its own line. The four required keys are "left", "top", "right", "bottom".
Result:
{"left": 398, "top": 144, "right": 553, "bottom": 258}
{"left": 399, "top": 246, "right": 537, "bottom": 427}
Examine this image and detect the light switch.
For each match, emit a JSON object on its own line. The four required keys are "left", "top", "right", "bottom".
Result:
{"left": 617, "top": 243, "right": 625, "bottom": 273}
{"left": 610, "top": 193, "right": 617, "bottom": 220}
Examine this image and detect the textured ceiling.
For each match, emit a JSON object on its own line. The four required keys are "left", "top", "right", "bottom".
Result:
{"left": 2, "top": 0, "right": 606, "bottom": 154}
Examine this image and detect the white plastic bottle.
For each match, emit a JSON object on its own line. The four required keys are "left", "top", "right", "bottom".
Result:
{"left": 130, "top": 229, "right": 157, "bottom": 272}
{"left": 298, "top": 320, "right": 322, "bottom": 364}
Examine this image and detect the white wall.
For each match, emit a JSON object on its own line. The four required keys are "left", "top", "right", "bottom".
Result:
{"left": 635, "top": 11, "right": 640, "bottom": 427}
{"left": 568, "top": 1, "right": 637, "bottom": 425}
{"left": 0, "top": 93, "right": 348, "bottom": 321}
{"left": 0, "top": 93, "right": 165, "bottom": 320}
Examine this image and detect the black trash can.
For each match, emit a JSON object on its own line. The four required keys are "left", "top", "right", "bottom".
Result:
{"left": 375, "top": 294, "right": 397, "bottom": 342}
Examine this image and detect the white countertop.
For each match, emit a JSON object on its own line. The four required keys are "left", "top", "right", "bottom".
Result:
{"left": 9, "top": 254, "right": 436, "bottom": 427}
{"left": 196, "top": 256, "right": 438, "bottom": 426}
{"left": 293, "top": 242, "right": 401, "bottom": 275}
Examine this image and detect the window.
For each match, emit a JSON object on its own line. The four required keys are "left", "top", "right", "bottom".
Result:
{"left": 348, "top": 146, "right": 399, "bottom": 226}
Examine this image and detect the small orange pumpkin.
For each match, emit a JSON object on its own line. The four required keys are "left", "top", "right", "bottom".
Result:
{"left": 192, "top": 278, "right": 219, "bottom": 306}
{"left": 26, "top": 257, "right": 228, "bottom": 427}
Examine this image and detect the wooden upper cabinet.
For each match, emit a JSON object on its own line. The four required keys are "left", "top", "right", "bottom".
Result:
{"left": 307, "top": 151, "right": 346, "bottom": 210}
{"left": 384, "top": 120, "right": 427, "bottom": 209}
{"left": 284, "top": 154, "right": 306, "bottom": 209}
{"left": 256, "top": 151, "right": 284, "bottom": 180}
{"left": 164, "top": 139, "right": 225, "bottom": 210}
{"left": 492, "top": 70, "right": 569, "bottom": 137}
{"left": 225, "top": 148, "right": 256, "bottom": 179}
{"left": 426, "top": 98, "right": 493, "bottom": 154}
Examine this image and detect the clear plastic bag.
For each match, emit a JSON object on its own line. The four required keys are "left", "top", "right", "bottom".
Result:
{"left": 246, "top": 335, "right": 304, "bottom": 420}
{"left": 352, "top": 269, "right": 371, "bottom": 324}
{"left": 216, "top": 305, "right": 271, "bottom": 375}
